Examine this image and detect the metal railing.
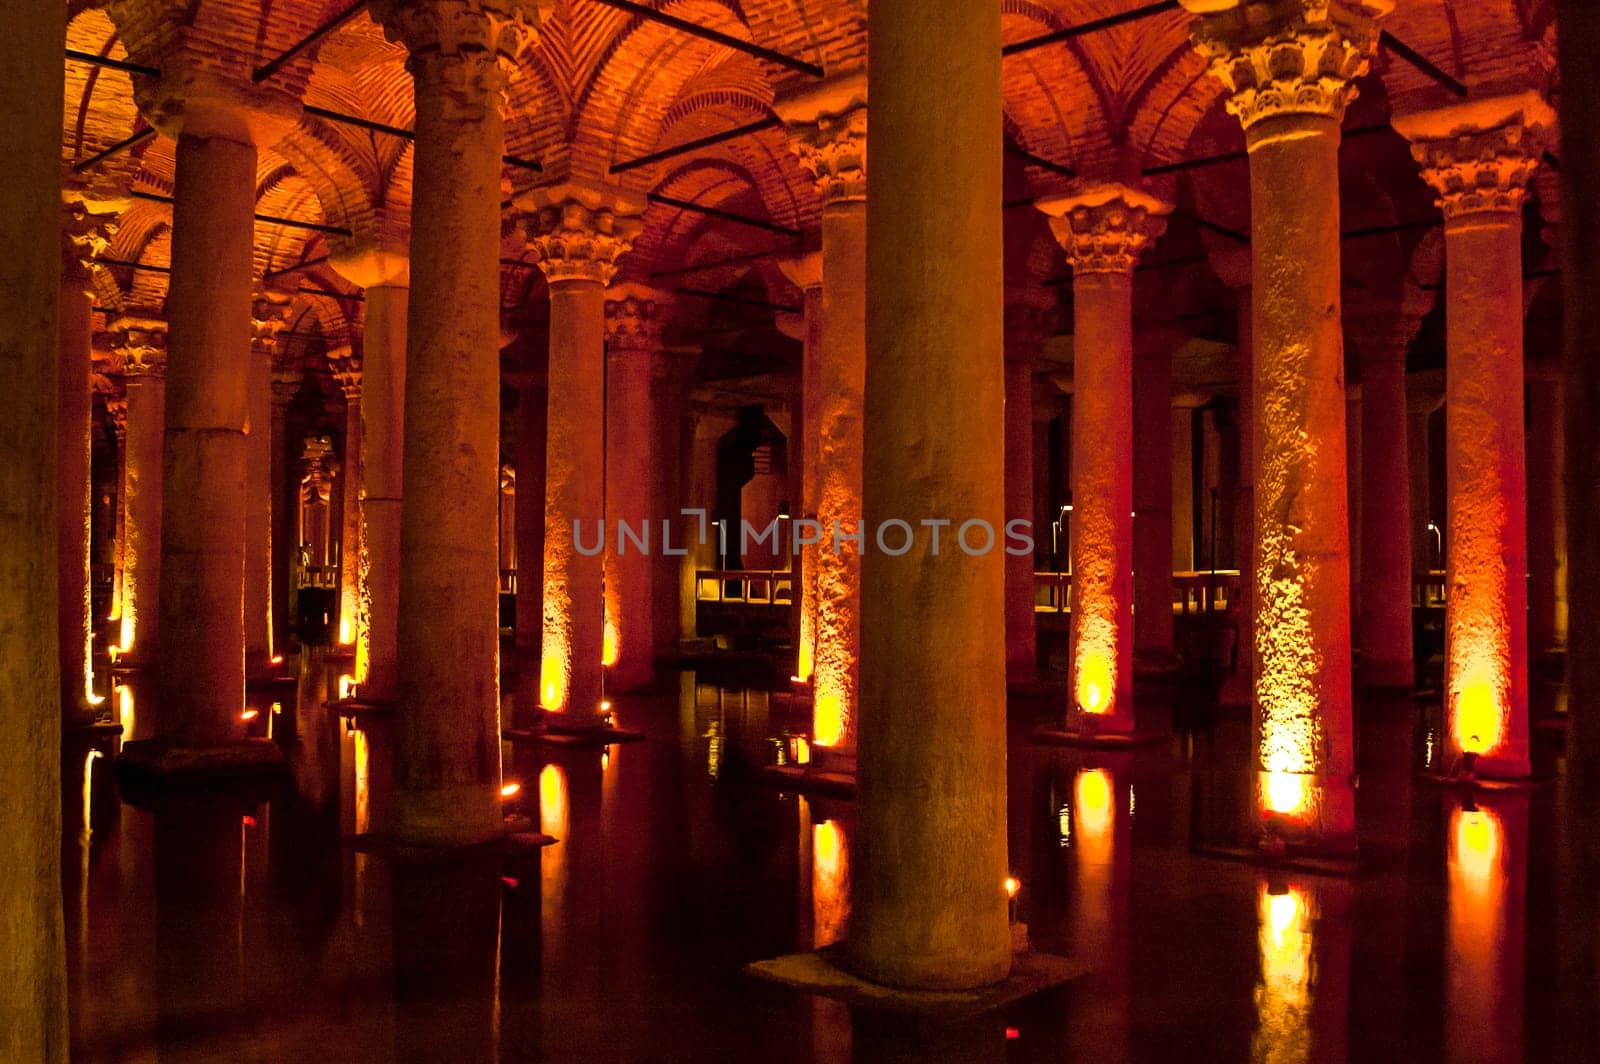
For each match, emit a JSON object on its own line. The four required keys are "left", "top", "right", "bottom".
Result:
{"left": 695, "top": 569, "right": 795, "bottom": 606}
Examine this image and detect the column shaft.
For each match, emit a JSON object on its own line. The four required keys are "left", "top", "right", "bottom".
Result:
{"left": 605, "top": 344, "right": 654, "bottom": 690}
{"left": 795, "top": 279, "right": 824, "bottom": 682}
{"left": 157, "top": 131, "right": 256, "bottom": 747}
{"left": 362, "top": 284, "right": 408, "bottom": 701}
{"left": 122, "top": 367, "right": 164, "bottom": 663}
{"left": 1133, "top": 342, "right": 1174, "bottom": 659}
{"left": 1357, "top": 348, "right": 1414, "bottom": 687}
{"left": 851, "top": 0, "right": 1009, "bottom": 990}
{"left": 0, "top": 0, "right": 69, "bottom": 1051}
{"left": 337, "top": 384, "right": 364, "bottom": 654}
{"left": 1004, "top": 356, "right": 1037, "bottom": 676}
{"left": 542, "top": 279, "right": 607, "bottom": 725}
{"left": 513, "top": 376, "right": 546, "bottom": 655}
{"left": 58, "top": 272, "right": 94, "bottom": 718}
{"left": 245, "top": 336, "right": 274, "bottom": 669}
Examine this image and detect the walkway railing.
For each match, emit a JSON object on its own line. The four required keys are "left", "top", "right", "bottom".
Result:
{"left": 1032, "top": 570, "right": 1243, "bottom": 614}
{"left": 695, "top": 569, "right": 794, "bottom": 606}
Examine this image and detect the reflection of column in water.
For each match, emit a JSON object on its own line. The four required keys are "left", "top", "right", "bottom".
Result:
{"left": 796, "top": 796, "right": 850, "bottom": 1061}
{"left": 392, "top": 854, "right": 503, "bottom": 1064}
{"left": 1446, "top": 799, "right": 1527, "bottom": 1064}
{"left": 1251, "top": 877, "right": 1352, "bottom": 1064}
{"left": 1066, "top": 764, "right": 1131, "bottom": 1057}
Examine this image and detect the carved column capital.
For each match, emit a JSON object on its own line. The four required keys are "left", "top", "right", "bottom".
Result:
{"left": 61, "top": 197, "right": 118, "bottom": 286}
{"left": 329, "top": 345, "right": 363, "bottom": 400}
{"left": 1394, "top": 92, "right": 1555, "bottom": 223}
{"left": 106, "top": 394, "right": 129, "bottom": 441}
{"left": 604, "top": 283, "right": 672, "bottom": 352}
{"left": 519, "top": 182, "right": 645, "bottom": 285}
{"left": 251, "top": 291, "right": 293, "bottom": 357}
{"left": 111, "top": 314, "right": 168, "bottom": 379}
{"left": 1181, "top": 0, "right": 1389, "bottom": 130}
{"left": 1037, "top": 184, "right": 1172, "bottom": 276}
{"left": 776, "top": 72, "right": 867, "bottom": 204}
{"left": 373, "top": 0, "right": 544, "bottom": 119}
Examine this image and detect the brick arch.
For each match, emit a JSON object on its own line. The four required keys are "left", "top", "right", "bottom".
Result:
{"left": 1126, "top": 45, "right": 1225, "bottom": 170}
{"left": 739, "top": 0, "right": 865, "bottom": 95}
{"left": 1001, "top": 2, "right": 1111, "bottom": 178}
{"left": 628, "top": 157, "right": 783, "bottom": 280}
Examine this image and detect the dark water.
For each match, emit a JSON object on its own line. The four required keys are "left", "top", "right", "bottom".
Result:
{"left": 63, "top": 658, "right": 1595, "bottom": 1062}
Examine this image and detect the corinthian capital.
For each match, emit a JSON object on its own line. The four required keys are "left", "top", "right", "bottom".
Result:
{"left": 1036, "top": 184, "right": 1172, "bottom": 276}
{"left": 605, "top": 283, "right": 672, "bottom": 352}
{"left": 1394, "top": 92, "right": 1555, "bottom": 223}
{"left": 252, "top": 291, "right": 293, "bottom": 357}
{"left": 776, "top": 71, "right": 867, "bottom": 204}
{"left": 519, "top": 181, "right": 645, "bottom": 286}
{"left": 373, "top": 0, "right": 544, "bottom": 118}
{"left": 62, "top": 197, "right": 117, "bottom": 284}
{"left": 1181, "top": 0, "right": 1390, "bottom": 130}
{"left": 111, "top": 314, "right": 168, "bottom": 378}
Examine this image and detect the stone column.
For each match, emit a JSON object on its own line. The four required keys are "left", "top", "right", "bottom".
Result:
{"left": 1185, "top": 0, "right": 1388, "bottom": 851}
{"left": 329, "top": 244, "right": 410, "bottom": 701}
{"left": 509, "top": 369, "right": 546, "bottom": 660}
{"left": 375, "top": 0, "right": 541, "bottom": 844}
{"left": 1133, "top": 332, "right": 1177, "bottom": 663}
{"left": 850, "top": 0, "right": 1009, "bottom": 990}
{"left": 59, "top": 204, "right": 113, "bottom": 721}
{"left": 246, "top": 295, "right": 288, "bottom": 673}
{"left": 332, "top": 357, "right": 366, "bottom": 659}
{"left": 1527, "top": 365, "right": 1566, "bottom": 657}
{"left": 1037, "top": 185, "right": 1170, "bottom": 734}
{"left": 1352, "top": 327, "right": 1415, "bottom": 688}
{"left": 1397, "top": 93, "right": 1554, "bottom": 778}
{"left": 521, "top": 181, "right": 642, "bottom": 730}
{"left": 108, "top": 395, "right": 128, "bottom": 630}
{"left": 0, "top": 2, "right": 69, "bottom": 1050}
{"left": 778, "top": 74, "right": 867, "bottom": 755}
{"left": 269, "top": 368, "right": 298, "bottom": 655}
{"left": 1407, "top": 375, "right": 1443, "bottom": 578}
{"left": 778, "top": 252, "right": 824, "bottom": 684}
{"left": 112, "top": 316, "right": 166, "bottom": 664}
{"left": 1170, "top": 395, "right": 1204, "bottom": 572}
{"left": 603, "top": 285, "right": 670, "bottom": 692}
{"left": 1004, "top": 293, "right": 1054, "bottom": 682}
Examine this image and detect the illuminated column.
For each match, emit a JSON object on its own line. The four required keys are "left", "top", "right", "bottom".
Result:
{"left": 1526, "top": 365, "right": 1566, "bottom": 657}
{"left": 778, "top": 252, "right": 823, "bottom": 683}
{"left": 850, "top": 0, "right": 1010, "bottom": 990}
{"left": 1397, "top": 93, "right": 1553, "bottom": 778}
{"left": 0, "top": 1, "right": 69, "bottom": 1051}
{"left": 246, "top": 295, "right": 288, "bottom": 673}
{"left": 1185, "top": 0, "right": 1387, "bottom": 849}
{"left": 778, "top": 74, "right": 866, "bottom": 754}
{"left": 376, "top": 0, "right": 541, "bottom": 844}
{"left": 332, "top": 356, "right": 366, "bottom": 661}
{"left": 112, "top": 315, "right": 167, "bottom": 664}
{"left": 1004, "top": 293, "right": 1054, "bottom": 681}
{"left": 329, "top": 245, "right": 410, "bottom": 701}
{"left": 1037, "top": 185, "right": 1170, "bottom": 734}
{"left": 1354, "top": 329, "right": 1415, "bottom": 688}
{"left": 107, "top": 396, "right": 127, "bottom": 628}
{"left": 1170, "top": 394, "right": 1204, "bottom": 573}
{"left": 59, "top": 204, "right": 113, "bottom": 720}
{"left": 603, "top": 285, "right": 670, "bottom": 692}
{"left": 1133, "top": 332, "right": 1177, "bottom": 662}
{"left": 522, "top": 181, "right": 642, "bottom": 729}
{"left": 269, "top": 369, "right": 297, "bottom": 654}
{"left": 509, "top": 369, "right": 546, "bottom": 660}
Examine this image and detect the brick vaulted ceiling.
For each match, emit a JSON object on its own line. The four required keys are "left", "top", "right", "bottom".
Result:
{"left": 62, "top": 0, "right": 1558, "bottom": 391}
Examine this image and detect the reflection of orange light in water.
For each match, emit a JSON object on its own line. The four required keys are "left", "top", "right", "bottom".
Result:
{"left": 270, "top": 654, "right": 283, "bottom": 666}
{"left": 1076, "top": 652, "right": 1113, "bottom": 714}
{"left": 1447, "top": 804, "right": 1509, "bottom": 1054}
{"left": 352, "top": 728, "right": 370, "bottom": 835}
{"left": 500, "top": 782, "right": 522, "bottom": 799}
{"left": 812, "top": 819, "right": 849, "bottom": 948}
{"left": 796, "top": 636, "right": 814, "bottom": 684}
{"left": 82, "top": 750, "right": 102, "bottom": 837}
{"left": 338, "top": 674, "right": 355, "bottom": 699}
{"left": 602, "top": 616, "right": 619, "bottom": 667}
{"left": 1455, "top": 677, "right": 1504, "bottom": 755}
{"left": 118, "top": 685, "right": 134, "bottom": 736}
{"left": 240, "top": 708, "right": 259, "bottom": 722}
{"left": 1264, "top": 771, "right": 1309, "bottom": 815}
{"left": 1451, "top": 806, "right": 1502, "bottom": 894}
{"left": 1254, "top": 883, "right": 1313, "bottom": 1063}
{"left": 814, "top": 691, "right": 844, "bottom": 748}
{"left": 540, "top": 651, "right": 566, "bottom": 711}
{"left": 1075, "top": 769, "right": 1113, "bottom": 840}
{"left": 539, "top": 764, "right": 567, "bottom": 837}
{"left": 119, "top": 610, "right": 134, "bottom": 659}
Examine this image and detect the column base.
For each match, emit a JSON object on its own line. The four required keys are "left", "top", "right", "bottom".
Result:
{"left": 744, "top": 945, "right": 1085, "bottom": 1018}
{"left": 760, "top": 745, "right": 857, "bottom": 798}
{"left": 394, "top": 783, "right": 510, "bottom": 850}
{"left": 1194, "top": 840, "right": 1367, "bottom": 879}
{"left": 503, "top": 712, "right": 645, "bottom": 748}
{"left": 1029, "top": 723, "right": 1168, "bottom": 748}
{"left": 115, "top": 737, "right": 287, "bottom": 787}
{"left": 1418, "top": 753, "right": 1544, "bottom": 789}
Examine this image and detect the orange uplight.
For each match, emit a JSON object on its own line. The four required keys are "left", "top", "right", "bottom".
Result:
{"left": 119, "top": 612, "right": 134, "bottom": 659}
{"left": 1076, "top": 651, "right": 1113, "bottom": 714}
{"left": 540, "top": 651, "right": 566, "bottom": 711}
{"left": 1264, "top": 771, "right": 1309, "bottom": 815}
{"left": 601, "top": 616, "right": 620, "bottom": 667}
{"left": 815, "top": 819, "right": 843, "bottom": 879}
{"left": 337, "top": 674, "right": 355, "bottom": 699}
{"left": 270, "top": 654, "right": 284, "bottom": 666}
{"left": 538, "top": 764, "right": 567, "bottom": 837}
{"left": 1004, "top": 876, "right": 1022, "bottom": 899}
{"left": 118, "top": 685, "right": 134, "bottom": 736}
{"left": 796, "top": 637, "right": 814, "bottom": 684}
{"left": 1452, "top": 806, "right": 1501, "bottom": 889}
{"left": 1455, "top": 678, "right": 1504, "bottom": 756}
{"left": 338, "top": 617, "right": 354, "bottom": 646}
{"left": 240, "top": 708, "right": 259, "bottom": 722}
{"left": 813, "top": 690, "right": 845, "bottom": 748}
{"left": 500, "top": 782, "right": 522, "bottom": 799}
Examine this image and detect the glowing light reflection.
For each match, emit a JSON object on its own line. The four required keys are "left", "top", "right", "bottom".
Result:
{"left": 814, "top": 691, "right": 844, "bottom": 748}
{"left": 812, "top": 819, "right": 849, "bottom": 948}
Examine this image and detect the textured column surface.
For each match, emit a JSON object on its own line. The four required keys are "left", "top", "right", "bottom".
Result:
{"left": 1397, "top": 93, "right": 1552, "bottom": 778}
{"left": 778, "top": 76, "right": 868, "bottom": 753}
{"left": 333, "top": 360, "right": 366, "bottom": 660}
{"left": 850, "top": 0, "right": 1010, "bottom": 990}
{"left": 522, "top": 182, "right": 641, "bottom": 729}
{"left": 1356, "top": 337, "right": 1415, "bottom": 688}
{"left": 269, "top": 372, "right": 296, "bottom": 653}
{"left": 1187, "top": 0, "right": 1388, "bottom": 851}
{"left": 0, "top": 0, "right": 69, "bottom": 1053}
{"left": 603, "top": 286, "right": 668, "bottom": 692}
{"left": 358, "top": 282, "right": 408, "bottom": 701}
{"left": 377, "top": 0, "right": 540, "bottom": 844}
{"left": 116, "top": 319, "right": 166, "bottom": 664}
{"left": 246, "top": 296, "right": 288, "bottom": 672}
{"left": 1133, "top": 335, "right": 1177, "bottom": 661}
{"left": 155, "top": 129, "right": 256, "bottom": 749}
{"left": 58, "top": 221, "right": 102, "bottom": 721}
{"left": 511, "top": 372, "right": 547, "bottom": 658}
{"left": 1004, "top": 295, "right": 1053, "bottom": 680}
{"left": 1038, "top": 186, "right": 1170, "bottom": 733}
{"left": 778, "top": 254, "right": 824, "bottom": 684}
